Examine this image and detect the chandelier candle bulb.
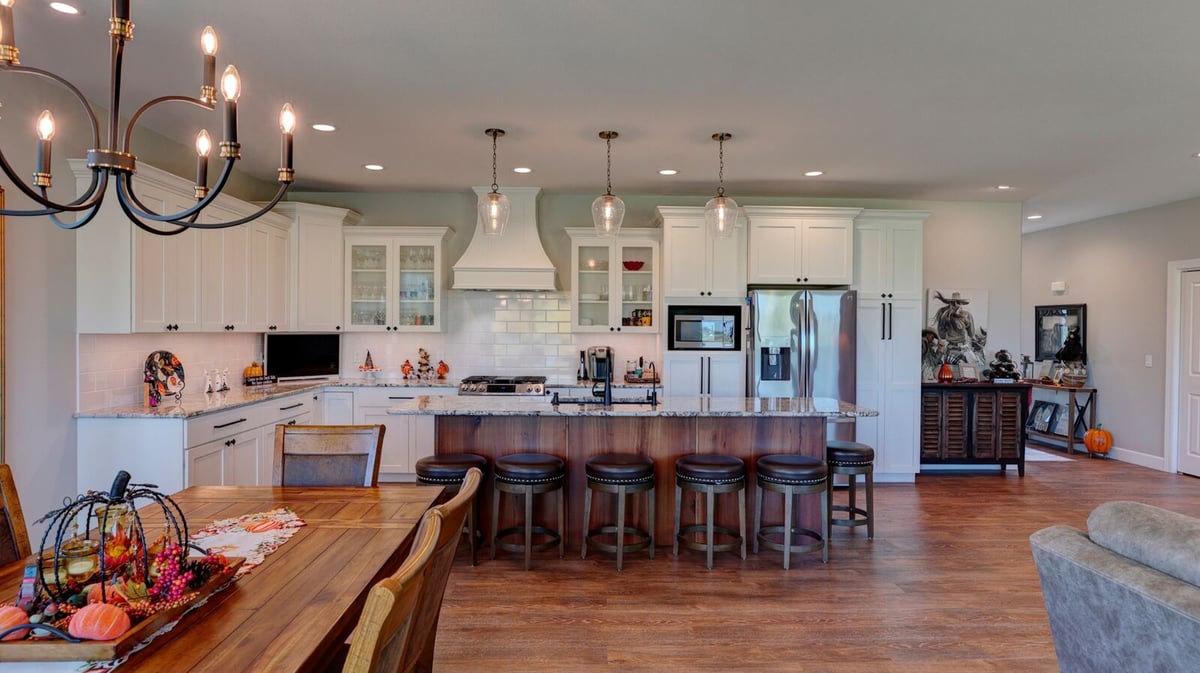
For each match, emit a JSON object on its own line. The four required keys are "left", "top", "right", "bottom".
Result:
{"left": 194, "top": 129, "right": 211, "bottom": 198}
{"left": 279, "top": 103, "right": 296, "bottom": 182}
{"left": 34, "top": 109, "right": 54, "bottom": 187}
{"left": 200, "top": 26, "right": 218, "bottom": 103}
{"left": 0, "top": 0, "right": 17, "bottom": 65}
{"left": 220, "top": 65, "right": 241, "bottom": 157}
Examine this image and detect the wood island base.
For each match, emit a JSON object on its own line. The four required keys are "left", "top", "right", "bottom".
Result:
{"left": 436, "top": 414, "right": 827, "bottom": 551}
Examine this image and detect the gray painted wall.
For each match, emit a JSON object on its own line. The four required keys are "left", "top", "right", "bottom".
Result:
{"left": 1023, "top": 195, "right": 1200, "bottom": 465}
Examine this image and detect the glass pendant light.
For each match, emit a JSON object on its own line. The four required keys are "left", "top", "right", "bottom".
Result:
{"left": 592, "top": 131, "right": 625, "bottom": 237}
{"left": 704, "top": 132, "right": 738, "bottom": 239}
{"left": 478, "top": 128, "right": 511, "bottom": 236}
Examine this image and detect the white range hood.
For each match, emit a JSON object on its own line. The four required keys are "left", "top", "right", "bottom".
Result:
{"left": 453, "top": 186, "right": 557, "bottom": 291}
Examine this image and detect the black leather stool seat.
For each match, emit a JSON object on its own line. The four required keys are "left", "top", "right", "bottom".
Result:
{"left": 495, "top": 453, "right": 565, "bottom": 483}
{"left": 676, "top": 454, "right": 745, "bottom": 484}
{"left": 827, "top": 440, "right": 875, "bottom": 465}
{"left": 586, "top": 453, "right": 654, "bottom": 484}
{"left": 757, "top": 455, "right": 828, "bottom": 485}
{"left": 415, "top": 453, "right": 489, "bottom": 483}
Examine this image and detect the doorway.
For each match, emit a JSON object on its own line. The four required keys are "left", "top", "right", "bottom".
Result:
{"left": 1166, "top": 260, "right": 1200, "bottom": 476}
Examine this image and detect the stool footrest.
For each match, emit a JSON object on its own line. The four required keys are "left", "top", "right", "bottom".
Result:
{"left": 756, "top": 525, "right": 825, "bottom": 554}
{"left": 494, "top": 525, "right": 562, "bottom": 554}
{"left": 585, "top": 525, "right": 653, "bottom": 554}
{"left": 676, "top": 524, "right": 743, "bottom": 553}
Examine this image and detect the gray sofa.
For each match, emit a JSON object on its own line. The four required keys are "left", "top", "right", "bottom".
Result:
{"left": 1030, "top": 501, "right": 1200, "bottom": 673}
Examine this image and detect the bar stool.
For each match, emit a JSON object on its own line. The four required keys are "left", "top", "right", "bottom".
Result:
{"left": 826, "top": 440, "right": 875, "bottom": 539}
{"left": 491, "top": 453, "right": 566, "bottom": 570}
{"left": 753, "top": 454, "right": 829, "bottom": 568}
{"left": 673, "top": 454, "right": 746, "bottom": 569}
{"left": 581, "top": 453, "right": 655, "bottom": 571}
{"left": 414, "top": 453, "right": 489, "bottom": 565}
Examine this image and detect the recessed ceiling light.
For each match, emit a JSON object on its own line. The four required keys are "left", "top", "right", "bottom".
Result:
{"left": 1026, "top": 214, "right": 1043, "bottom": 220}
{"left": 804, "top": 171, "right": 824, "bottom": 177}
{"left": 311, "top": 123, "right": 336, "bottom": 132}
{"left": 1192, "top": 152, "right": 1200, "bottom": 158}
{"left": 513, "top": 167, "right": 532, "bottom": 174}
{"left": 49, "top": 2, "right": 80, "bottom": 14}
{"left": 364, "top": 164, "right": 384, "bottom": 171}
{"left": 997, "top": 185, "right": 1012, "bottom": 190}
{"left": 658, "top": 169, "right": 678, "bottom": 176}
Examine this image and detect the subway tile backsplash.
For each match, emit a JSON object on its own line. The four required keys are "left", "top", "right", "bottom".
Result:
{"left": 78, "top": 291, "right": 661, "bottom": 411}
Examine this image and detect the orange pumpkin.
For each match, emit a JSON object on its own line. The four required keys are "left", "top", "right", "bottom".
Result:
{"left": 0, "top": 605, "right": 30, "bottom": 641}
{"left": 1084, "top": 425, "right": 1114, "bottom": 455}
{"left": 86, "top": 582, "right": 127, "bottom": 605}
{"left": 68, "top": 602, "right": 131, "bottom": 641}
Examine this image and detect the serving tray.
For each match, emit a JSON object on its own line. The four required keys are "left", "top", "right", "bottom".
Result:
{"left": 0, "top": 557, "right": 243, "bottom": 663}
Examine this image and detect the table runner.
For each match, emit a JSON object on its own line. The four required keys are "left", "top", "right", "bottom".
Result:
{"left": 0, "top": 508, "right": 307, "bottom": 673}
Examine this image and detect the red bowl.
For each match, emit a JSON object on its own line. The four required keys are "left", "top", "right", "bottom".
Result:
{"left": 622, "top": 260, "right": 645, "bottom": 271}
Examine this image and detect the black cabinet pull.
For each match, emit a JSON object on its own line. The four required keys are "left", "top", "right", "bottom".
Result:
{"left": 388, "top": 396, "right": 415, "bottom": 400}
{"left": 336, "top": 325, "right": 341, "bottom": 331}
{"left": 213, "top": 417, "right": 248, "bottom": 429}
{"left": 279, "top": 403, "right": 303, "bottom": 411}
{"left": 286, "top": 419, "right": 297, "bottom": 425}
{"left": 224, "top": 438, "right": 237, "bottom": 447}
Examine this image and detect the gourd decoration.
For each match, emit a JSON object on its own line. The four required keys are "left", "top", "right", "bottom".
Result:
{"left": 1084, "top": 425, "right": 1114, "bottom": 456}
{"left": 68, "top": 603, "right": 131, "bottom": 641}
{"left": 0, "top": 606, "right": 30, "bottom": 641}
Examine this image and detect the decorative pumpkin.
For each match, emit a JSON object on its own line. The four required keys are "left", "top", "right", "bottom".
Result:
{"left": 0, "top": 605, "right": 30, "bottom": 641}
{"left": 1084, "top": 425, "right": 1114, "bottom": 455}
{"left": 68, "top": 602, "right": 131, "bottom": 641}
{"left": 86, "top": 582, "right": 127, "bottom": 605}
{"left": 243, "top": 362, "right": 264, "bottom": 379}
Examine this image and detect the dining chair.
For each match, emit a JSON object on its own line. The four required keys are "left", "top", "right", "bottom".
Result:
{"left": 401, "top": 466, "right": 483, "bottom": 673}
{"left": 272, "top": 424, "right": 386, "bottom": 487}
{"left": 340, "top": 508, "right": 442, "bottom": 673}
{"left": 0, "top": 464, "right": 31, "bottom": 565}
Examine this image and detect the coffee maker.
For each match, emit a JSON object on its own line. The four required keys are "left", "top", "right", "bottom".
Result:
{"left": 586, "top": 346, "right": 612, "bottom": 381}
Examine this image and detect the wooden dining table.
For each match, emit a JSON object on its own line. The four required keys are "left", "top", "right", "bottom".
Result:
{"left": 0, "top": 484, "right": 444, "bottom": 673}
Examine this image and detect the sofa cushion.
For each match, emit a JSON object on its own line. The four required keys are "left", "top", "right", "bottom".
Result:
{"left": 1088, "top": 501, "right": 1200, "bottom": 587}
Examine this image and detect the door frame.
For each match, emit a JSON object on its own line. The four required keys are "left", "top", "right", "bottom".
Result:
{"left": 1162, "top": 258, "right": 1200, "bottom": 474}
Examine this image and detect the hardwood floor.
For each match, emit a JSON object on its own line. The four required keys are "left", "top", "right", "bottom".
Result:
{"left": 432, "top": 454, "right": 1199, "bottom": 672}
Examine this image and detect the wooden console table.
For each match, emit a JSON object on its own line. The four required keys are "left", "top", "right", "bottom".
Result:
{"left": 1025, "top": 382, "right": 1097, "bottom": 454}
{"left": 921, "top": 382, "right": 1030, "bottom": 476}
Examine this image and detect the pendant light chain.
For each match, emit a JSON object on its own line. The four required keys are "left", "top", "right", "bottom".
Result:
{"left": 717, "top": 136, "right": 726, "bottom": 197}
{"left": 490, "top": 131, "right": 499, "bottom": 193}
{"left": 605, "top": 134, "right": 614, "bottom": 196}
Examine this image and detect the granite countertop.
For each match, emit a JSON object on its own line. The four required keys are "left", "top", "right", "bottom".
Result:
{"left": 386, "top": 395, "right": 877, "bottom": 418}
{"left": 75, "top": 378, "right": 460, "bottom": 419}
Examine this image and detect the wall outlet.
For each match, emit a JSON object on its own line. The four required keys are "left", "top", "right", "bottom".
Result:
{"left": 1145, "top": 354, "right": 1153, "bottom": 367}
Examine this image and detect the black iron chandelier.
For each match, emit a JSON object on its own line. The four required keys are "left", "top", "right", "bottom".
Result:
{"left": 0, "top": 0, "right": 295, "bottom": 236}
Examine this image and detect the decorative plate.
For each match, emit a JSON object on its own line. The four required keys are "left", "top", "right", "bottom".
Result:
{"left": 144, "top": 350, "right": 185, "bottom": 407}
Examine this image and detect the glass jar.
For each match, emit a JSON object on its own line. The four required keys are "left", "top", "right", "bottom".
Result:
{"left": 60, "top": 539, "right": 100, "bottom": 582}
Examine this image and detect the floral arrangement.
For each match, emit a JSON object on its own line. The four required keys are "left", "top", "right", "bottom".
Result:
{"left": 0, "top": 472, "right": 229, "bottom": 644}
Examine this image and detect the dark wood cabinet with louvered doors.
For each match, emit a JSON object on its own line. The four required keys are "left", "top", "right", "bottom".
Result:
{"left": 921, "top": 383, "right": 1030, "bottom": 476}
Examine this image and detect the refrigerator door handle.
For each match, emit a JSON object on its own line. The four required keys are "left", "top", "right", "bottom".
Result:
{"left": 887, "top": 302, "right": 892, "bottom": 340}
{"left": 807, "top": 299, "right": 817, "bottom": 398}
{"left": 699, "top": 355, "right": 705, "bottom": 394}
{"left": 706, "top": 356, "right": 712, "bottom": 394}
{"left": 881, "top": 302, "right": 886, "bottom": 340}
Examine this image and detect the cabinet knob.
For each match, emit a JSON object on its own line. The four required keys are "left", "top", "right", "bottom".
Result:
{"left": 803, "top": 277, "right": 809, "bottom": 282}
{"left": 336, "top": 325, "right": 341, "bottom": 331}
{"left": 610, "top": 327, "right": 615, "bottom": 332}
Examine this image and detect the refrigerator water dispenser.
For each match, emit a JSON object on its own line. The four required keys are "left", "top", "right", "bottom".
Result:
{"left": 760, "top": 347, "right": 791, "bottom": 381}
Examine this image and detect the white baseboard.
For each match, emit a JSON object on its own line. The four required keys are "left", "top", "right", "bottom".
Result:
{"left": 874, "top": 472, "right": 917, "bottom": 483}
{"left": 1109, "top": 445, "right": 1168, "bottom": 472}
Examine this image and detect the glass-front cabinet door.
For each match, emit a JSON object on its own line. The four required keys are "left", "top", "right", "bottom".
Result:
{"left": 344, "top": 227, "right": 450, "bottom": 332}
{"left": 347, "top": 242, "right": 389, "bottom": 328}
{"left": 567, "top": 228, "right": 660, "bottom": 334}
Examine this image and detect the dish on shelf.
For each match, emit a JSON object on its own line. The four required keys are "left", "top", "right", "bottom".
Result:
{"left": 622, "top": 260, "right": 645, "bottom": 271}
{"left": 580, "top": 293, "right": 600, "bottom": 300}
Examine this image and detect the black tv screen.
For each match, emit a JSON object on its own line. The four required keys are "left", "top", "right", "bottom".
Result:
{"left": 265, "top": 333, "right": 341, "bottom": 380}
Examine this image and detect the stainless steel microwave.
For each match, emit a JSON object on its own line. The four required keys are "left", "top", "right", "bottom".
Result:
{"left": 667, "top": 305, "right": 741, "bottom": 350}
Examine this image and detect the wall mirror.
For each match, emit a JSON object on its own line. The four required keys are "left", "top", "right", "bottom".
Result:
{"left": 1034, "top": 303, "right": 1086, "bottom": 362}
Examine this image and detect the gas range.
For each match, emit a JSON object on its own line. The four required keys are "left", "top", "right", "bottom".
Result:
{"left": 457, "top": 375, "right": 547, "bottom": 396}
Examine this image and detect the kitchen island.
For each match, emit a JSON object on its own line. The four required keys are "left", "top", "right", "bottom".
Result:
{"left": 389, "top": 395, "right": 876, "bottom": 550}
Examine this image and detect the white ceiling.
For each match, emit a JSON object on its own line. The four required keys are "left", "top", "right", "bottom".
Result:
{"left": 10, "top": 0, "right": 1200, "bottom": 231}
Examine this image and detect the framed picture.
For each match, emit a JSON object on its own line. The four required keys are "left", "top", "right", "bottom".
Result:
{"left": 1034, "top": 304, "right": 1087, "bottom": 361}
{"left": 958, "top": 364, "right": 978, "bottom": 381}
{"left": 1028, "top": 401, "right": 1060, "bottom": 433}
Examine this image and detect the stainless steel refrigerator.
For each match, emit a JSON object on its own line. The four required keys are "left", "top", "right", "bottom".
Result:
{"left": 747, "top": 288, "right": 857, "bottom": 407}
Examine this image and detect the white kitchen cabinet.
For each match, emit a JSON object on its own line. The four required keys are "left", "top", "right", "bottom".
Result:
{"left": 655, "top": 206, "right": 746, "bottom": 300}
{"left": 744, "top": 206, "right": 861, "bottom": 286}
{"left": 852, "top": 209, "right": 927, "bottom": 481}
{"left": 322, "top": 391, "right": 355, "bottom": 424}
{"left": 854, "top": 209, "right": 927, "bottom": 301}
{"left": 344, "top": 227, "right": 451, "bottom": 332}
{"left": 274, "top": 202, "right": 361, "bottom": 333}
{"left": 248, "top": 219, "right": 292, "bottom": 332}
{"left": 567, "top": 228, "right": 660, "bottom": 334}
{"left": 72, "top": 160, "right": 294, "bottom": 334}
{"left": 663, "top": 352, "right": 745, "bottom": 397}
{"left": 352, "top": 387, "right": 443, "bottom": 481}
